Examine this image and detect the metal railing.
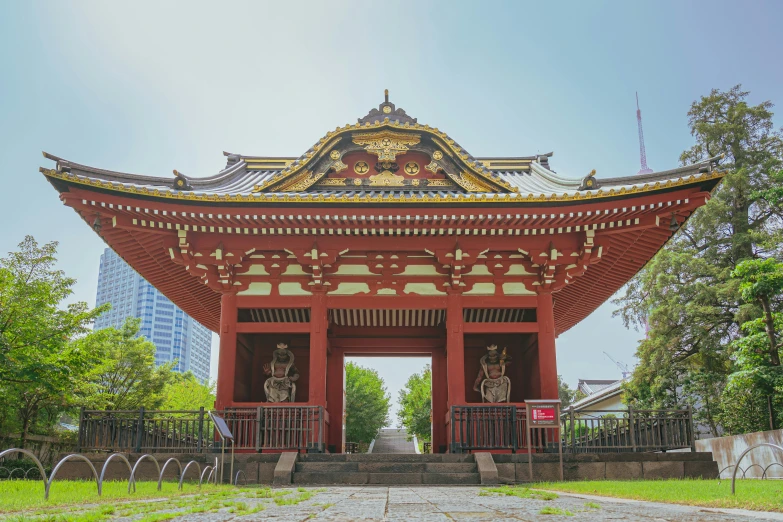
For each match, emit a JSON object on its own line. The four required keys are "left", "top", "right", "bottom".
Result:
{"left": 78, "top": 406, "right": 326, "bottom": 453}
{"left": 450, "top": 405, "right": 693, "bottom": 453}
{"left": 563, "top": 407, "right": 694, "bottom": 453}
{"left": 257, "top": 406, "right": 325, "bottom": 452}
{"left": 450, "top": 406, "right": 518, "bottom": 453}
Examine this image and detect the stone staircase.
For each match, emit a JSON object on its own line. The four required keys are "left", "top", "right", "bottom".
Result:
{"left": 293, "top": 453, "right": 481, "bottom": 485}
{"left": 370, "top": 428, "right": 417, "bottom": 453}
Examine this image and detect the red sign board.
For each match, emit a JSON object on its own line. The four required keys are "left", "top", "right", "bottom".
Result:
{"left": 531, "top": 406, "right": 557, "bottom": 425}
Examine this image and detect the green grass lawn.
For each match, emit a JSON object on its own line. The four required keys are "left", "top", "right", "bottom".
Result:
{"left": 532, "top": 479, "right": 783, "bottom": 513}
{"left": 0, "top": 479, "right": 232, "bottom": 513}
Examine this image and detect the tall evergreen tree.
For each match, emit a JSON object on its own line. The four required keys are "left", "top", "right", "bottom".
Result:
{"left": 344, "top": 362, "right": 390, "bottom": 444}
{"left": 614, "top": 86, "right": 783, "bottom": 435}
{"left": 397, "top": 366, "right": 432, "bottom": 442}
{"left": 721, "top": 258, "right": 783, "bottom": 433}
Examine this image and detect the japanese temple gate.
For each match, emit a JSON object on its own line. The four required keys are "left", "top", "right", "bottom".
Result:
{"left": 40, "top": 93, "right": 723, "bottom": 453}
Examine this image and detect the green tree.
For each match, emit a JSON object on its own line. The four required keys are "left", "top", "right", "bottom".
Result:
{"left": 558, "top": 375, "right": 579, "bottom": 408}
{"left": 397, "top": 365, "right": 432, "bottom": 442}
{"left": 614, "top": 86, "right": 783, "bottom": 435}
{"left": 344, "top": 362, "right": 390, "bottom": 443}
{"left": 0, "top": 236, "right": 104, "bottom": 386}
{"left": 160, "top": 372, "right": 216, "bottom": 411}
{"left": 720, "top": 258, "right": 783, "bottom": 433}
{"left": 0, "top": 236, "right": 105, "bottom": 446}
{"left": 75, "top": 318, "right": 174, "bottom": 410}
{"left": 758, "top": 169, "right": 783, "bottom": 210}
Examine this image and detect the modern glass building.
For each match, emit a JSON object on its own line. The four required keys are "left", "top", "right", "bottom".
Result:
{"left": 94, "top": 247, "right": 212, "bottom": 382}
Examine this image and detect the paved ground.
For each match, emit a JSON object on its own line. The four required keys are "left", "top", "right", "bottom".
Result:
{"left": 53, "top": 486, "right": 778, "bottom": 521}
{"left": 370, "top": 428, "right": 416, "bottom": 454}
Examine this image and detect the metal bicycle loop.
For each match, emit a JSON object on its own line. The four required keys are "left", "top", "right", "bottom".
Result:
{"left": 0, "top": 448, "right": 223, "bottom": 500}
{"left": 731, "top": 443, "right": 783, "bottom": 495}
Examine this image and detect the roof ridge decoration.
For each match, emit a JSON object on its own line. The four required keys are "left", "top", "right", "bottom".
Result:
{"left": 358, "top": 89, "right": 417, "bottom": 125}
{"left": 253, "top": 92, "right": 516, "bottom": 195}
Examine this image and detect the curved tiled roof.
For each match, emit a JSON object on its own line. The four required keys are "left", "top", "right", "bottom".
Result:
{"left": 41, "top": 94, "right": 725, "bottom": 206}
{"left": 41, "top": 150, "right": 724, "bottom": 206}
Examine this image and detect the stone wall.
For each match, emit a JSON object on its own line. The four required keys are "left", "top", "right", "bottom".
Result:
{"left": 695, "top": 429, "right": 783, "bottom": 479}
{"left": 1, "top": 434, "right": 75, "bottom": 465}
{"left": 492, "top": 452, "right": 718, "bottom": 483}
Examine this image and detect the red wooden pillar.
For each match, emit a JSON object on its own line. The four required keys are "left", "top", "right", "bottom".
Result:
{"left": 446, "top": 291, "right": 465, "bottom": 406}
{"left": 215, "top": 292, "right": 238, "bottom": 411}
{"left": 431, "top": 347, "right": 448, "bottom": 453}
{"left": 537, "top": 291, "right": 559, "bottom": 399}
{"left": 309, "top": 292, "right": 328, "bottom": 406}
{"left": 326, "top": 346, "right": 344, "bottom": 453}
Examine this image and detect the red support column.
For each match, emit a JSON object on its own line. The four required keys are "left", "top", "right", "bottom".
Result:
{"left": 309, "top": 292, "right": 328, "bottom": 406}
{"left": 215, "top": 292, "right": 238, "bottom": 411}
{"left": 446, "top": 291, "right": 465, "bottom": 406}
{"left": 326, "top": 346, "right": 344, "bottom": 453}
{"left": 431, "top": 347, "right": 448, "bottom": 453}
{"left": 537, "top": 291, "right": 559, "bottom": 399}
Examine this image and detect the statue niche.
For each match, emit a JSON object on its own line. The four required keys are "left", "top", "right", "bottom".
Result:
{"left": 263, "top": 343, "right": 300, "bottom": 402}
{"left": 473, "top": 344, "right": 511, "bottom": 403}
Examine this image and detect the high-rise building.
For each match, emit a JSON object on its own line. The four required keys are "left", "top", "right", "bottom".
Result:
{"left": 94, "top": 248, "right": 212, "bottom": 382}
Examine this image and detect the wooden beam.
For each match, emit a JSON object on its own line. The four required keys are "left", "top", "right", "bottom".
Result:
{"left": 235, "top": 322, "right": 311, "bottom": 333}
{"left": 330, "top": 326, "right": 444, "bottom": 338}
{"left": 330, "top": 337, "right": 444, "bottom": 350}
{"left": 326, "top": 295, "right": 448, "bottom": 309}
{"left": 463, "top": 322, "right": 539, "bottom": 333}
{"left": 462, "top": 295, "right": 537, "bottom": 308}
{"left": 309, "top": 292, "right": 328, "bottom": 406}
{"left": 236, "top": 296, "right": 312, "bottom": 308}
{"left": 215, "top": 293, "right": 237, "bottom": 410}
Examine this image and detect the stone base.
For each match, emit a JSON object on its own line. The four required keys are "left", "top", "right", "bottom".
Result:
{"left": 493, "top": 452, "right": 719, "bottom": 482}
{"left": 53, "top": 451, "right": 718, "bottom": 485}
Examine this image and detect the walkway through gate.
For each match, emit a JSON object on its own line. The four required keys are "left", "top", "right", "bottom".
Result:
{"left": 372, "top": 429, "right": 417, "bottom": 454}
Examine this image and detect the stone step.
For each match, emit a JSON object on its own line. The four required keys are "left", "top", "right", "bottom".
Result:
{"left": 299, "top": 453, "right": 473, "bottom": 463}
{"left": 294, "top": 462, "right": 478, "bottom": 473}
{"left": 301, "top": 454, "right": 349, "bottom": 462}
{"left": 292, "top": 472, "right": 481, "bottom": 485}
{"left": 295, "top": 462, "right": 359, "bottom": 472}
{"left": 293, "top": 472, "right": 369, "bottom": 485}
{"left": 425, "top": 463, "right": 477, "bottom": 473}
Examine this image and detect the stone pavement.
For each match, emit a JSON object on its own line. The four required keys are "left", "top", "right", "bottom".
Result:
{"left": 370, "top": 428, "right": 416, "bottom": 454}
{"left": 110, "top": 486, "right": 782, "bottom": 521}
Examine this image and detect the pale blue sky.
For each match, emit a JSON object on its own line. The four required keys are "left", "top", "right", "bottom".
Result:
{"left": 1, "top": 1, "right": 781, "bottom": 410}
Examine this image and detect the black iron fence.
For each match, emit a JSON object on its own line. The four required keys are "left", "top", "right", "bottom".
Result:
{"left": 256, "top": 406, "right": 325, "bottom": 452}
{"left": 450, "top": 406, "right": 518, "bottom": 452}
{"left": 563, "top": 408, "right": 694, "bottom": 453}
{"left": 450, "top": 405, "right": 693, "bottom": 453}
{"left": 78, "top": 406, "right": 326, "bottom": 453}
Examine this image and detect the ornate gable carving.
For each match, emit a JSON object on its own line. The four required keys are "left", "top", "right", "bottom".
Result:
{"left": 352, "top": 130, "right": 421, "bottom": 161}
{"left": 252, "top": 91, "right": 516, "bottom": 196}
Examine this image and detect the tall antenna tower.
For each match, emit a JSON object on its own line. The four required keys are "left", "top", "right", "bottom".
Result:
{"left": 636, "top": 92, "right": 653, "bottom": 175}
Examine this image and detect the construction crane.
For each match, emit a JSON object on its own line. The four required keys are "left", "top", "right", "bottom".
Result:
{"left": 603, "top": 351, "right": 632, "bottom": 380}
